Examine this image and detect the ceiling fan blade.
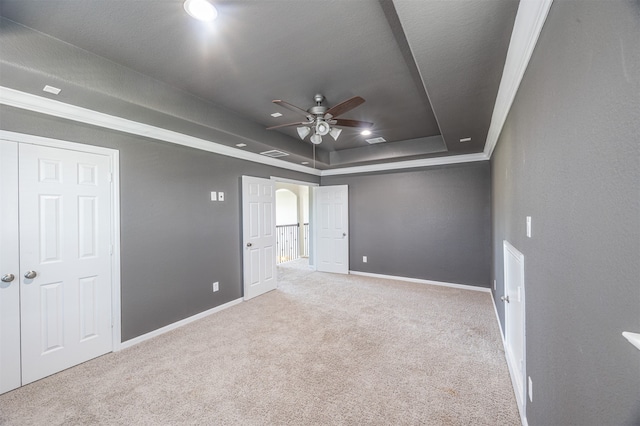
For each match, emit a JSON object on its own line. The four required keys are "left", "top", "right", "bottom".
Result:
{"left": 272, "top": 99, "right": 312, "bottom": 118}
{"left": 324, "top": 96, "right": 365, "bottom": 119}
{"left": 333, "top": 118, "right": 374, "bottom": 128}
{"left": 266, "top": 121, "right": 311, "bottom": 130}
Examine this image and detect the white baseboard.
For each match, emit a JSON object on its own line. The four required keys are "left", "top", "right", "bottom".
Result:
{"left": 491, "top": 291, "right": 505, "bottom": 338}
{"left": 116, "top": 298, "right": 243, "bottom": 351}
{"left": 348, "top": 270, "right": 491, "bottom": 293}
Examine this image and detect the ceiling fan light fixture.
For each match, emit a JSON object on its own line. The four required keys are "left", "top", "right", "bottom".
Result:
{"left": 267, "top": 93, "right": 373, "bottom": 147}
{"left": 296, "top": 126, "right": 311, "bottom": 140}
{"left": 184, "top": 0, "right": 218, "bottom": 22}
{"left": 316, "top": 121, "right": 330, "bottom": 136}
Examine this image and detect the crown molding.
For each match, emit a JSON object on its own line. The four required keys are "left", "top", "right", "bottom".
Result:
{"left": 484, "top": 0, "right": 554, "bottom": 158}
{"left": 0, "top": 86, "right": 322, "bottom": 177}
{"left": 0, "top": 86, "right": 488, "bottom": 176}
{"left": 0, "top": 2, "right": 552, "bottom": 176}
{"left": 320, "top": 152, "right": 488, "bottom": 176}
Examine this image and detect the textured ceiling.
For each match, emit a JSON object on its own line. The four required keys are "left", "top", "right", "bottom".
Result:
{"left": 0, "top": 0, "right": 519, "bottom": 169}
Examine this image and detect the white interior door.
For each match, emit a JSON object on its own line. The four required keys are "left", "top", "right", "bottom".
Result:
{"left": 503, "top": 240, "right": 526, "bottom": 416}
{"left": 315, "top": 185, "right": 349, "bottom": 274}
{"left": 242, "top": 176, "right": 276, "bottom": 300}
{"left": 19, "top": 143, "right": 113, "bottom": 385}
{"left": 0, "top": 140, "right": 21, "bottom": 394}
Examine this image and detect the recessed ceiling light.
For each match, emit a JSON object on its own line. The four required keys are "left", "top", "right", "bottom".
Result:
{"left": 460, "top": 137, "right": 472, "bottom": 143}
{"left": 270, "top": 112, "right": 283, "bottom": 118}
{"left": 43, "top": 85, "right": 61, "bottom": 95}
{"left": 361, "top": 129, "right": 372, "bottom": 136}
{"left": 235, "top": 143, "right": 247, "bottom": 147}
{"left": 301, "top": 161, "right": 309, "bottom": 165}
{"left": 184, "top": 0, "right": 218, "bottom": 22}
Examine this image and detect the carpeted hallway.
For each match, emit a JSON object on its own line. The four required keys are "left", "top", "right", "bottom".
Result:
{"left": 0, "top": 260, "right": 520, "bottom": 425}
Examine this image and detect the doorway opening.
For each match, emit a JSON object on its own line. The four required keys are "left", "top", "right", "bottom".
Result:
{"left": 275, "top": 183, "right": 310, "bottom": 267}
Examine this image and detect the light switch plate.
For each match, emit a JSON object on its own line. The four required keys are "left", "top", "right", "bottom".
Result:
{"left": 363, "top": 256, "right": 367, "bottom": 263}
{"left": 526, "top": 216, "right": 532, "bottom": 238}
{"left": 210, "top": 191, "right": 217, "bottom": 201}
{"left": 218, "top": 192, "right": 224, "bottom": 201}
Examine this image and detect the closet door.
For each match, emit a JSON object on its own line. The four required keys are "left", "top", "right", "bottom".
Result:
{"left": 19, "top": 143, "right": 113, "bottom": 385}
{"left": 0, "top": 140, "right": 21, "bottom": 394}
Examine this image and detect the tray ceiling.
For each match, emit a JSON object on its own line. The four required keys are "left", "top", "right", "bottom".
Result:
{"left": 0, "top": 0, "right": 519, "bottom": 170}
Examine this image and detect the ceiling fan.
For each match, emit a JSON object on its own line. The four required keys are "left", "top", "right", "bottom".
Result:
{"left": 267, "top": 94, "right": 373, "bottom": 145}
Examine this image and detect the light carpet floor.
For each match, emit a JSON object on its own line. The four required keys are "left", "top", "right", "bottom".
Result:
{"left": 0, "top": 260, "right": 520, "bottom": 425}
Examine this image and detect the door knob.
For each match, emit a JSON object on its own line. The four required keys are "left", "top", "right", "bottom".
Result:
{"left": 246, "top": 242, "right": 253, "bottom": 247}
{"left": 24, "top": 270, "right": 37, "bottom": 279}
{"left": 342, "top": 233, "right": 346, "bottom": 237}
{"left": 500, "top": 295, "right": 510, "bottom": 303}
{"left": 1, "top": 273, "right": 15, "bottom": 283}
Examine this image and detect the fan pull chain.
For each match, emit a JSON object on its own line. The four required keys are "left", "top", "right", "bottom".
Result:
{"left": 313, "top": 144, "right": 316, "bottom": 169}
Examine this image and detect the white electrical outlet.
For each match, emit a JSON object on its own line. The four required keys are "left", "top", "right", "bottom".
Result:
{"left": 526, "top": 216, "right": 532, "bottom": 238}
{"left": 210, "top": 191, "right": 217, "bottom": 201}
{"left": 213, "top": 282, "right": 219, "bottom": 292}
{"left": 363, "top": 256, "right": 367, "bottom": 263}
{"left": 528, "top": 376, "right": 533, "bottom": 402}
{"left": 218, "top": 192, "right": 224, "bottom": 201}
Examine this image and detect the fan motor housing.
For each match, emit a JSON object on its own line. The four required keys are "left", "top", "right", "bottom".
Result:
{"left": 308, "top": 105, "right": 327, "bottom": 115}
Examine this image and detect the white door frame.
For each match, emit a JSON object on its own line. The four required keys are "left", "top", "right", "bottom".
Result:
{"left": 0, "top": 130, "right": 122, "bottom": 351}
{"left": 269, "top": 177, "right": 319, "bottom": 187}
{"left": 503, "top": 240, "right": 526, "bottom": 423}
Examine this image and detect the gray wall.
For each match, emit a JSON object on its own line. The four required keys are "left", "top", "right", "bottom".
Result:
{"left": 0, "top": 16, "right": 322, "bottom": 341}
{"left": 491, "top": 1, "right": 640, "bottom": 424}
{"left": 0, "top": 105, "right": 319, "bottom": 342}
{"left": 322, "top": 161, "right": 491, "bottom": 288}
